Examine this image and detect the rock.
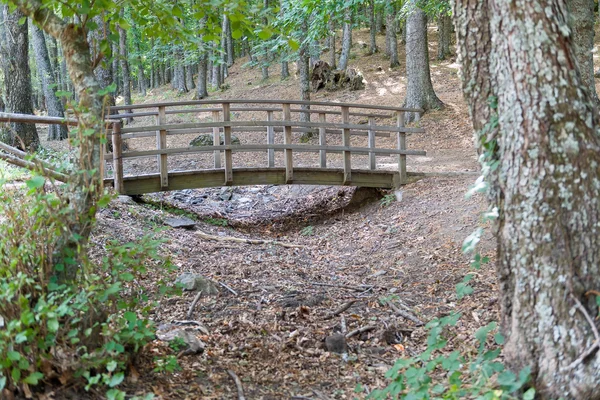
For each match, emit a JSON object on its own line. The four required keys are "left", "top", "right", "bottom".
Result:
{"left": 156, "top": 327, "right": 205, "bottom": 355}
{"left": 190, "top": 133, "right": 240, "bottom": 147}
{"left": 175, "top": 273, "right": 219, "bottom": 294}
{"left": 376, "top": 66, "right": 384, "bottom": 72}
{"left": 237, "top": 197, "right": 252, "bottom": 203}
{"left": 116, "top": 195, "right": 136, "bottom": 205}
{"left": 356, "top": 40, "right": 368, "bottom": 48}
{"left": 325, "top": 334, "right": 348, "bottom": 354}
{"left": 164, "top": 216, "right": 196, "bottom": 229}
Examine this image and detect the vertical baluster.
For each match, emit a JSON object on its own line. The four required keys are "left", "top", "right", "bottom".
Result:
{"left": 267, "top": 110, "right": 275, "bottom": 167}
{"left": 156, "top": 106, "right": 168, "bottom": 189}
{"left": 283, "top": 103, "right": 293, "bottom": 183}
{"left": 318, "top": 112, "right": 327, "bottom": 168}
{"left": 212, "top": 110, "right": 221, "bottom": 168}
{"left": 112, "top": 121, "right": 124, "bottom": 194}
{"left": 397, "top": 111, "right": 406, "bottom": 184}
{"left": 222, "top": 102, "right": 233, "bottom": 184}
{"left": 341, "top": 106, "right": 351, "bottom": 185}
{"left": 368, "top": 116, "right": 376, "bottom": 170}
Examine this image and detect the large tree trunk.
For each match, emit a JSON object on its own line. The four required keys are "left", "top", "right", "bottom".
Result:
{"left": 31, "top": 24, "right": 68, "bottom": 140}
{"left": 387, "top": 6, "right": 399, "bottom": 68}
{"left": 567, "top": 0, "right": 598, "bottom": 103}
{"left": 119, "top": 13, "right": 133, "bottom": 124}
{"left": 224, "top": 16, "right": 234, "bottom": 67}
{"left": 404, "top": 6, "right": 443, "bottom": 122}
{"left": 211, "top": 43, "right": 222, "bottom": 88}
{"left": 436, "top": 14, "right": 452, "bottom": 60}
{"left": 338, "top": 8, "right": 352, "bottom": 70}
{"left": 91, "top": 16, "right": 115, "bottom": 110}
{"left": 173, "top": 45, "right": 187, "bottom": 93}
{"left": 454, "top": 0, "right": 600, "bottom": 398}
{"left": 196, "top": 20, "right": 209, "bottom": 99}
{"left": 0, "top": 6, "right": 39, "bottom": 150}
{"left": 368, "top": 0, "right": 378, "bottom": 54}
{"left": 185, "top": 64, "right": 195, "bottom": 90}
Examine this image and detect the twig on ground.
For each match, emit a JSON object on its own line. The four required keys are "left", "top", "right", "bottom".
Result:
{"left": 324, "top": 300, "right": 357, "bottom": 320}
{"left": 388, "top": 301, "right": 424, "bottom": 326}
{"left": 312, "top": 390, "right": 332, "bottom": 400}
{"left": 308, "top": 282, "right": 374, "bottom": 292}
{"left": 186, "top": 291, "right": 203, "bottom": 320}
{"left": 227, "top": 369, "right": 246, "bottom": 400}
{"left": 341, "top": 315, "right": 347, "bottom": 335}
{"left": 563, "top": 294, "right": 600, "bottom": 371}
{"left": 346, "top": 325, "right": 376, "bottom": 339}
{"left": 197, "top": 230, "right": 304, "bottom": 248}
{"left": 217, "top": 281, "right": 238, "bottom": 296}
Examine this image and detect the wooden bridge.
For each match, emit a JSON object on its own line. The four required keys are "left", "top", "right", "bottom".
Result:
{"left": 1, "top": 100, "right": 426, "bottom": 194}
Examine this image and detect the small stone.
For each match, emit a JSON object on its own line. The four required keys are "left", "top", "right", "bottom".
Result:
{"left": 156, "top": 328, "right": 205, "bottom": 354}
{"left": 175, "top": 273, "right": 219, "bottom": 294}
{"left": 325, "top": 334, "right": 348, "bottom": 354}
{"left": 190, "top": 134, "right": 240, "bottom": 147}
{"left": 164, "top": 216, "right": 196, "bottom": 229}
{"left": 116, "top": 195, "right": 136, "bottom": 205}
{"left": 237, "top": 197, "right": 252, "bottom": 203}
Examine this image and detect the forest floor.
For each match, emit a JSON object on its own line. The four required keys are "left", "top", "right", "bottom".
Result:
{"left": 34, "top": 28, "right": 500, "bottom": 399}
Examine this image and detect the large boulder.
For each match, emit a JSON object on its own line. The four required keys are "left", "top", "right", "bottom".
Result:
{"left": 190, "top": 133, "right": 240, "bottom": 147}
{"left": 175, "top": 272, "right": 219, "bottom": 294}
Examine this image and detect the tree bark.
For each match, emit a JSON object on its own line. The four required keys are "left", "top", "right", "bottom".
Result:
{"left": 387, "top": 6, "right": 399, "bottom": 68}
{"left": 329, "top": 19, "right": 337, "bottom": 69}
{"left": 454, "top": 0, "right": 600, "bottom": 398}
{"left": 111, "top": 41, "right": 120, "bottom": 95}
{"left": 173, "top": 45, "right": 187, "bottom": 93}
{"left": 135, "top": 41, "right": 147, "bottom": 96}
{"left": 211, "top": 42, "right": 222, "bottom": 88}
{"left": 404, "top": 6, "right": 443, "bottom": 121}
{"left": 299, "top": 19, "right": 311, "bottom": 123}
{"left": 185, "top": 64, "right": 195, "bottom": 90}
{"left": 368, "top": 0, "right": 378, "bottom": 54}
{"left": 437, "top": 14, "right": 452, "bottom": 60}
{"left": 119, "top": 13, "right": 133, "bottom": 124}
{"left": 90, "top": 16, "right": 115, "bottom": 110}
{"left": 338, "top": 8, "right": 352, "bottom": 70}
{"left": 567, "top": 0, "right": 598, "bottom": 103}
{"left": 225, "top": 16, "right": 234, "bottom": 67}
{"left": 31, "top": 24, "right": 68, "bottom": 140}
{"left": 0, "top": 6, "right": 39, "bottom": 150}
{"left": 196, "top": 17, "right": 209, "bottom": 99}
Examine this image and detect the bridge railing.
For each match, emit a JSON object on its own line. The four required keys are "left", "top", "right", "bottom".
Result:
{"left": 106, "top": 100, "right": 425, "bottom": 193}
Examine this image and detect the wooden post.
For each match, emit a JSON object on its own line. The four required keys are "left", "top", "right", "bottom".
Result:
{"left": 111, "top": 121, "right": 124, "bottom": 194}
{"left": 368, "top": 117, "right": 376, "bottom": 170}
{"left": 318, "top": 112, "right": 327, "bottom": 168}
{"left": 397, "top": 111, "right": 406, "bottom": 184}
{"left": 156, "top": 106, "right": 168, "bottom": 189}
{"left": 283, "top": 103, "right": 293, "bottom": 183}
{"left": 267, "top": 110, "right": 275, "bottom": 167}
{"left": 222, "top": 102, "right": 233, "bottom": 185}
{"left": 212, "top": 110, "right": 221, "bottom": 168}
{"left": 341, "top": 106, "right": 351, "bottom": 185}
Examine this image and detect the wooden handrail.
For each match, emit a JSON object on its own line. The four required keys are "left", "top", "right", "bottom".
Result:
{"left": 0, "top": 112, "right": 78, "bottom": 126}
{"left": 108, "top": 99, "right": 424, "bottom": 113}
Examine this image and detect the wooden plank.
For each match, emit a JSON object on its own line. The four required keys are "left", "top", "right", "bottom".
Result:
{"left": 156, "top": 106, "right": 168, "bottom": 188}
{"left": 117, "top": 144, "right": 427, "bottom": 159}
{"left": 283, "top": 103, "right": 293, "bottom": 183}
{"left": 368, "top": 117, "right": 376, "bottom": 170}
{"left": 0, "top": 112, "right": 78, "bottom": 126}
{"left": 222, "top": 102, "right": 233, "bottom": 184}
{"left": 318, "top": 113, "right": 327, "bottom": 168}
{"left": 341, "top": 106, "right": 351, "bottom": 185}
{"left": 212, "top": 111, "right": 221, "bottom": 168}
{"left": 112, "top": 121, "right": 125, "bottom": 194}
{"left": 109, "top": 99, "right": 424, "bottom": 113}
{"left": 397, "top": 111, "right": 407, "bottom": 184}
{"left": 267, "top": 110, "right": 275, "bottom": 167}
{"left": 105, "top": 167, "right": 398, "bottom": 194}
{"left": 120, "top": 120, "right": 424, "bottom": 134}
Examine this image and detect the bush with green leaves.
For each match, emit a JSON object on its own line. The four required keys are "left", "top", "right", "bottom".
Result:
{"left": 0, "top": 173, "right": 173, "bottom": 397}
{"left": 365, "top": 314, "right": 535, "bottom": 399}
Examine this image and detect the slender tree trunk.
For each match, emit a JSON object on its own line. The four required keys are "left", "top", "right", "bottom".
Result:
{"left": 119, "top": 14, "right": 133, "bottom": 124}
{"left": 387, "top": 6, "right": 399, "bottom": 68}
{"left": 212, "top": 42, "right": 222, "bottom": 88}
{"left": 31, "top": 24, "right": 68, "bottom": 140}
{"left": 329, "top": 19, "right": 337, "bottom": 69}
{"left": 111, "top": 41, "right": 120, "bottom": 95}
{"left": 376, "top": 6, "right": 384, "bottom": 34}
{"left": 0, "top": 6, "right": 39, "bottom": 150}
{"left": 196, "top": 16, "right": 209, "bottom": 99}
{"left": 281, "top": 60, "right": 290, "bottom": 79}
{"left": 338, "top": 8, "right": 352, "bottom": 70}
{"left": 404, "top": 6, "right": 443, "bottom": 121}
{"left": 568, "top": 0, "right": 598, "bottom": 103}
{"left": 90, "top": 16, "right": 115, "bottom": 115}
{"left": 437, "top": 14, "right": 452, "bottom": 60}
{"left": 173, "top": 46, "right": 187, "bottom": 93}
{"left": 299, "top": 20, "right": 310, "bottom": 123}
{"left": 309, "top": 40, "right": 320, "bottom": 67}
{"left": 454, "top": 0, "right": 600, "bottom": 398}
{"left": 369, "top": 0, "right": 378, "bottom": 54}
{"left": 135, "top": 42, "right": 146, "bottom": 96}
{"left": 225, "top": 16, "right": 234, "bottom": 67}
{"left": 185, "top": 64, "right": 195, "bottom": 90}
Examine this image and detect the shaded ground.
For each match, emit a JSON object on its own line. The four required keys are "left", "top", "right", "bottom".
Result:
{"left": 39, "top": 28, "right": 497, "bottom": 399}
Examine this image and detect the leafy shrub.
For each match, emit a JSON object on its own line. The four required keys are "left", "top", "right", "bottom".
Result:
{"left": 0, "top": 174, "right": 173, "bottom": 397}
{"left": 380, "top": 194, "right": 396, "bottom": 208}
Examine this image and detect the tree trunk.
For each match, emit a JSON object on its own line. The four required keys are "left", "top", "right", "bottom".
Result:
{"left": 567, "top": 0, "right": 598, "bottom": 103}
{"left": 197, "top": 17, "right": 209, "bottom": 99}
{"left": 299, "top": 19, "right": 311, "bottom": 123}
{"left": 185, "top": 64, "right": 195, "bottom": 90}
{"left": 212, "top": 42, "right": 222, "bottom": 88}
{"left": 91, "top": 16, "right": 114, "bottom": 107}
{"left": 369, "top": 0, "right": 378, "bottom": 54}
{"left": 119, "top": 14, "right": 133, "bottom": 124}
{"left": 329, "top": 19, "right": 337, "bottom": 69}
{"left": 0, "top": 6, "right": 39, "bottom": 150}
{"left": 111, "top": 41, "right": 120, "bottom": 95}
{"left": 135, "top": 42, "right": 147, "bottom": 96}
{"left": 338, "top": 8, "right": 352, "bottom": 70}
{"left": 31, "top": 24, "right": 68, "bottom": 140}
{"left": 387, "top": 6, "right": 399, "bottom": 68}
{"left": 376, "top": 6, "right": 384, "bottom": 34}
{"left": 261, "top": 0, "right": 269, "bottom": 80}
{"left": 281, "top": 60, "right": 290, "bottom": 80}
{"left": 437, "top": 14, "right": 452, "bottom": 60}
{"left": 454, "top": 0, "right": 600, "bottom": 398}
{"left": 225, "top": 16, "right": 234, "bottom": 67}
{"left": 404, "top": 7, "right": 443, "bottom": 121}
{"left": 173, "top": 46, "right": 187, "bottom": 93}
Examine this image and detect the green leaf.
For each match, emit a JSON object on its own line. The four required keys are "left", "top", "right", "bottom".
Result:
{"left": 106, "top": 360, "right": 118, "bottom": 372}
{"left": 108, "top": 372, "right": 124, "bottom": 387}
{"left": 106, "top": 388, "right": 126, "bottom": 400}
{"left": 26, "top": 176, "right": 45, "bottom": 189}
{"left": 18, "top": 16, "right": 26, "bottom": 25}
{"left": 474, "top": 322, "right": 497, "bottom": 345}
{"left": 523, "top": 388, "right": 536, "bottom": 400}
{"left": 15, "top": 332, "right": 27, "bottom": 344}
{"left": 231, "top": 29, "right": 243, "bottom": 40}
{"left": 494, "top": 332, "right": 505, "bottom": 345}
{"left": 48, "top": 318, "right": 59, "bottom": 332}
{"left": 172, "top": 5, "right": 183, "bottom": 18}
{"left": 257, "top": 28, "right": 273, "bottom": 40}
{"left": 23, "top": 372, "right": 43, "bottom": 385}
{"left": 288, "top": 39, "right": 299, "bottom": 51}
{"left": 11, "top": 368, "right": 21, "bottom": 382}
{"left": 7, "top": 351, "right": 21, "bottom": 361}
{"left": 0, "top": 375, "right": 6, "bottom": 390}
